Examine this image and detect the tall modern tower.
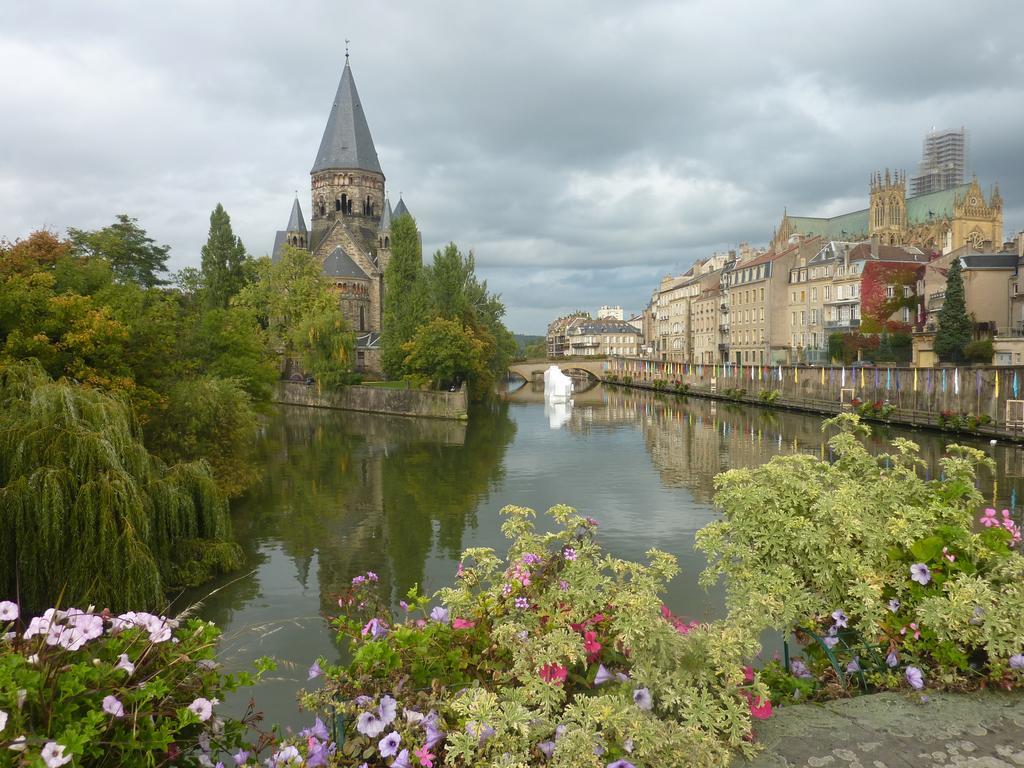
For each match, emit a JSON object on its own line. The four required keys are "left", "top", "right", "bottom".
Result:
{"left": 910, "top": 128, "right": 967, "bottom": 197}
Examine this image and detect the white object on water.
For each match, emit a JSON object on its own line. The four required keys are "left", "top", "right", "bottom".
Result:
{"left": 990, "top": 439, "right": 997, "bottom": 446}
{"left": 544, "top": 396, "right": 573, "bottom": 429}
{"left": 543, "top": 365, "right": 574, "bottom": 402}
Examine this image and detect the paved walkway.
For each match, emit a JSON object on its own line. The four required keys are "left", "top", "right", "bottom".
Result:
{"left": 745, "top": 692, "right": 1024, "bottom": 767}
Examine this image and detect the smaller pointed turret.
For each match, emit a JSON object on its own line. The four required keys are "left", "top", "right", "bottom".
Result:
{"left": 378, "top": 198, "right": 393, "bottom": 233}
{"left": 393, "top": 197, "right": 411, "bottom": 220}
{"left": 287, "top": 197, "right": 307, "bottom": 233}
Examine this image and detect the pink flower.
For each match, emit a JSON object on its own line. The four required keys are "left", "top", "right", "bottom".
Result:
{"left": 189, "top": 697, "right": 214, "bottom": 722}
{"left": 452, "top": 618, "right": 476, "bottom": 629}
{"left": 414, "top": 744, "right": 435, "bottom": 767}
{"left": 746, "top": 692, "right": 773, "bottom": 720}
{"left": 583, "top": 630, "right": 602, "bottom": 662}
{"left": 539, "top": 663, "right": 568, "bottom": 685}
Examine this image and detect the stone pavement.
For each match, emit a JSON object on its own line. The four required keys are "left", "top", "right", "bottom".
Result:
{"left": 744, "top": 691, "right": 1024, "bottom": 767}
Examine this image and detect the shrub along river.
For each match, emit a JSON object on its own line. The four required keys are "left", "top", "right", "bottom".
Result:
{"left": 191, "top": 380, "right": 1024, "bottom": 728}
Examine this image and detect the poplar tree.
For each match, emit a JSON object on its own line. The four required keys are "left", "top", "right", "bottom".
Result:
{"left": 201, "top": 203, "right": 249, "bottom": 308}
{"left": 381, "top": 215, "right": 427, "bottom": 378}
{"left": 933, "top": 258, "right": 972, "bottom": 364}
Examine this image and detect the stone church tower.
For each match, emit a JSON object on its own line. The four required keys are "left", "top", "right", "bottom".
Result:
{"left": 272, "top": 55, "right": 417, "bottom": 374}
{"left": 869, "top": 169, "right": 907, "bottom": 245}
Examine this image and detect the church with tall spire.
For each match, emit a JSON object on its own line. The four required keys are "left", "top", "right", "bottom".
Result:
{"left": 272, "top": 53, "right": 416, "bottom": 373}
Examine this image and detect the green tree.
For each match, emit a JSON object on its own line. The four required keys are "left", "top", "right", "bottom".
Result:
{"left": 876, "top": 328, "right": 894, "bottom": 362}
{"left": 381, "top": 215, "right": 426, "bottom": 377}
{"left": 933, "top": 257, "right": 972, "bottom": 364}
{"left": 68, "top": 214, "right": 170, "bottom": 287}
{"left": 200, "top": 203, "right": 250, "bottom": 308}
{"left": 0, "top": 362, "right": 240, "bottom": 613}
{"left": 186, "top": 306, "right": 277, "bottom": 405}
{"left": 292, "top": 308, "right": 358, "bottom": 388}
{"left": 402, "top": 317, "right": 487, "bottom": 393}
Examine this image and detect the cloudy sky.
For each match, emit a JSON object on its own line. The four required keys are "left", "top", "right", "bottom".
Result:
{"left": 3, "top": 1, "right": 1023, "bottom": 333}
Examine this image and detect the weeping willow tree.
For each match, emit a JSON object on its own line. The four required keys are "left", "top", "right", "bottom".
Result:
{"left": 0, "top": 362, "right": 241, "bottom": 613}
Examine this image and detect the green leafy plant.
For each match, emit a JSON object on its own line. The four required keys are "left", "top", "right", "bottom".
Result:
{"left": 758, "top": 389, "right": 780, "bottom": 405}
{"left": 697, "top": 414, "right": 1024, "bottom": 699}
{"left": 304, "top": 505, "right": 770, "bottom": 767}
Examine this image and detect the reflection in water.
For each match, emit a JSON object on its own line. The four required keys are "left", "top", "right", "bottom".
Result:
{"left": 195, "top": 383, "right": 1023, "bottom": 728}
{"left": 544, "top": 396, "right": 573, "bottom": 429}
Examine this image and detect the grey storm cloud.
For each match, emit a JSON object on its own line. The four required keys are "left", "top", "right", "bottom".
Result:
{"left": 2, "top": 0, "right": 1023, "bottom": 333}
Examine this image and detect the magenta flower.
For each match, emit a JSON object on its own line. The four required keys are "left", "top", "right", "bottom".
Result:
{"left": 906, "top": 666, "right": 925, "bottom": 690}
{"left": 379, "top": 731, "right": 401, "bottom": 758}
{"left": 0, "top": 601, "right": 18, "bottom": 621}
{"left": 515, "top": 597, "right": 529, "bottom": 610}
{"left": 632, "top": 687, "right": 653, "bottom": 710}
{"left": 910, "top": 563, "right": 931, "bottom": 585}
{"left": 563, "top": 547, "right": 578, "bottom": 561}
{"left": 1009, "top": 654, "right": 1024, "bottom": 670}
{"left": 102, "top": 695, "right": 124, "bottom": 718}
{"left": 452, "top": 617, "right": 476, "bottom": 629}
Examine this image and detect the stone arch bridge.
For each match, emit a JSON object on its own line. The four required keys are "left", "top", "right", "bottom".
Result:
{"left": 507, "top": 358, "right": 610, "bottom": 383}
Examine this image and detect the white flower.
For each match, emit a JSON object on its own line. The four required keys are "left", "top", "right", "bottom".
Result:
{"left": 7, "top": 735, "right": 27, "bottom": 752}
{"left": 102, "top": 695, "right": 125, "bottom": 718}
{"left": 0, "top": 709, "right": 7, "bottom": 732}
{"left": 115, "top": 653, "right": 135, "bottom": 676}
{"left": 0, "top": 601, "right": 18, "bottom": 621}
{"left": 41, "top": 741, "right": 72, "bottom": 767}
{"left": 189, "top": 697, "right": 214, "bottom": 722}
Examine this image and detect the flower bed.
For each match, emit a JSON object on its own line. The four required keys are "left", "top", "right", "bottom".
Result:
{"left": 301, "top": 505, "right": 769, "bottom": 767}
{"left": 698, "top": 414, "right": 1024, "bottom": 706}
{"left": 0, "top": 603, "right": 334, "bottom": 767}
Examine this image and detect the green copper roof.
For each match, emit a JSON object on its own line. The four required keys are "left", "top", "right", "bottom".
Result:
{"left": 904, "top": 183, "right": 970, "bottom": 225}
{"left": 787, "top": 209, "right": 869, "bottom": 241}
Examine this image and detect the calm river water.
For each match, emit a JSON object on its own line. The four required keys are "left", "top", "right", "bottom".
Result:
{"left": 193, "top": 381, "right": 1024, "bottom": 728}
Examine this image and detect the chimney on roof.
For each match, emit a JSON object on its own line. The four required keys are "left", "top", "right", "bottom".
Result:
{"left": 870, "top": 235, "right": 879, "bottom": 260}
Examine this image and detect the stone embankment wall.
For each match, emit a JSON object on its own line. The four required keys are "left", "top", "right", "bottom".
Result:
{"left": 274, "top": 382, "right": 468, "bottom": 421}
{"left": 610, "top": 357, "right": 1024, "bottom": 440}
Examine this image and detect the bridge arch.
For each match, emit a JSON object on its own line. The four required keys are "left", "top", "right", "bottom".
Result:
{"left": 506, "top": 359, "right": 610, "bottom": 383}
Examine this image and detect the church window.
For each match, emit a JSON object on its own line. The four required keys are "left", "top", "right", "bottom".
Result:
{"left": 359, "top": 305, "right": 366, "bottom": 331}
{"left": 335, "top": 198, "right": 342, "bottom": 211}
{"left": 318, "top": 200, "right": 325, "bottom": 216}
{"left": 384, "top": 236, "right": 389, "bottom": 248}
{"left": 341, "top": 194, "right": 348, "bottom": 213}
{"left": 347, "top": 198, "right": 353, "bottom": 214}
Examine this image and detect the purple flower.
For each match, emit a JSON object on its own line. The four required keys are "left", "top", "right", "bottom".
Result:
{"left": 846, "top": 657, "right": 861, "bottom": 674}
{"left": 607, "top": 761, "right": 637, "bottom": 768}
{"left": 305, "top": 739, "right": 331, "bottom": 767}
{"left": 466, "top": 722, "right": 495, "bottom": 744}
{"left": 910, "top": 563, "right": 931, "bottom": 586}
{"left": 789, "top": 659, "right": 812, "bottom": 679}
{"left": 300, "top": 717, "right": 330, "bottom": 741}
{"left": 886, "top": 650, "right": 898, "bottom": 668}
{"left": 538, "top": 740, "right": 556, "bottom": 759}
{"left": 356, "top": 711, "right": 385, "bottom": 737}
{"left": 0, "top": 601, "right": 18, "bottom": 622}
{"left": 594, "top": 664, "right": 613, "bottom": 685}
{"left": 632, "top": 687, "right": 653, "bottom": 711}
{"left": 367, "top": 571, "right": 379, "bottom": 582}
{"left": 515, "top": 597, "right": 529, "bottom": 610}
{"left": 563, "top": 547, "right": 578, "bottom": 561}
{"left": 887, "top": 598, "right": 901, "bottom": 613}
{"left": 1009, "top": 654, "right": 1024, "bottom": 670}
{"left": 559, "top": 580, "right": 570, "bottom": 591}
{"left": 352, "top": 575, "right": 366, "bottom": 585}
{"left": 906, "top": 666, "right": 925, "bottom": 690}
{"left": 361, "top": 618, "right": 388, "bottom": 639}
{"left": 115, "top": 653, "right": 135, "bottom": 676}
{"left": 831, "top": 609, "right": 849, "bottom": 629}
{"left": 521, "top": 553, "right": 542, "bottom": 565}
{"left": 392, "top": 749, "right": 411, "bottom": 768}
{"left": 308, "top": 660, "right": 322, "bottom": 680}
{"left": 615, "top": 671, "right": 630, "bottom": 682}
{"left": 424, "top": 720, "right": 446, "bottom": 749}
{"left": 102, "top": 695, "right": 124, "bottom": 717}
{"left": 233, "top": 750, "right": 249, "bottom": 765}
{"left": 822, "top": 635, "right": 840, "bottom": 649}
{"left": 430, "top": 606, "right": 450, "bottom": 624}
{"left": 379, "top": 695, "right": 397, "bottom": 725}
{"left": 399, "top": 600, "right": 409, "bottom": 612}
{"left": 379, "top": 731, "right": 401, "bottom": 758}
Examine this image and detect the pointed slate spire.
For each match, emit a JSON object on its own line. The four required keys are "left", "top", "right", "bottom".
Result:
{"left": 286, "top": 197, "right": 307, "bottom": 232}
{"left": 393, "top": 197, "right": 411, "bottom": 220}
{"left": 378, "top": 198, "right": 393, "bottom": 232}
{"left": 312, "top": 61, "right": 383, "bottom": 175}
